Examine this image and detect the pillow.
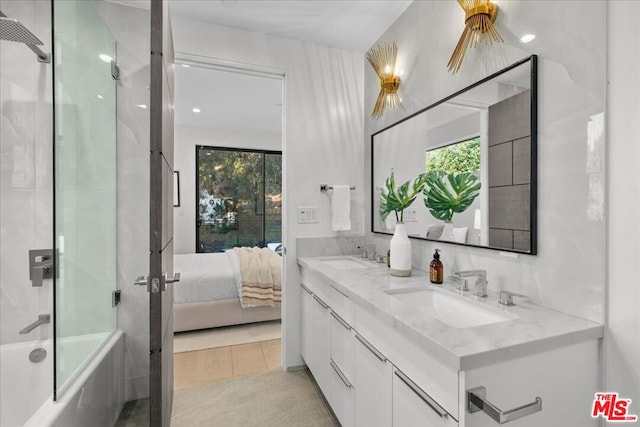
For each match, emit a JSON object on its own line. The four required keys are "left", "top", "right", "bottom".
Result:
{"left": 426, "top": 224, "right": 444, "bottom": 239}
{"left": 453, "top": 226, "right": 468, "bottom": 244}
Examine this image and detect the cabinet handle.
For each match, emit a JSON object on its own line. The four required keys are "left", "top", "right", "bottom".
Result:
{"left": 467, "top": 386, "right": 542, "bottom": 424}
{"left": 301, "top": 284, "right": 312, "bottom": 295}
{"left": 331, "top": 285, "right": 350, "bottom": 298}
{"left": 312, "top": 294, "right": 329, "bottom": 309}
{"left": 394, "top": 370, "right": 449, "bottom": 420}
{"left": 330, "top": 311, "right": 351, "bottom": 330}
{"left": 355, "top": 333, "right": 386, "bottom": 362}
{"left": 330, "top": 359, "right": 353, "bottom": 389}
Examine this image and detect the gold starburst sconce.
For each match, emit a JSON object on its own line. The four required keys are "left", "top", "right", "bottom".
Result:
{"left": 447, "top": 0, "right": 503, "bottom": 74}
{"left": 367, "top": 42, "right": 403, "bottom": 119}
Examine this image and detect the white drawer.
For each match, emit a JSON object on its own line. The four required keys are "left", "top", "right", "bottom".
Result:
{"left": 330, "top": 310, "right": 355, "bottom": 381}
{"left": 355, "top": 305, "right": 459, "bottom": 419}
{"left": 330, "top": 284, "right": 354, "bottom": 325}
{"left": 330, "top": 358, "right": 355, "bottom": 427}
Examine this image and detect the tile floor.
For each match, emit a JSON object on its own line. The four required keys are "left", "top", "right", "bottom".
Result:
{"left": 174, "top": 339, "right": 282, "bottom": 389}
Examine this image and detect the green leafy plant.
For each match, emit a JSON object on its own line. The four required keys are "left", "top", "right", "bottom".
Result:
{"left": 423, "top": 171, "right": 481, "bottom": 222}
{"left": 380, "top": 171, "right": 428, "bottom": 223}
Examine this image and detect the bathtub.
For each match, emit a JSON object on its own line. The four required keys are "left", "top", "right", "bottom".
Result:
{"left": 0, "top": 330, "right": 125, "bottom": 427}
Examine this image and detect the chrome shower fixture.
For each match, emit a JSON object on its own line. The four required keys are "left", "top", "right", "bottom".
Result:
{"left": 0, "top": 10, "right": 50, "bottom": 63}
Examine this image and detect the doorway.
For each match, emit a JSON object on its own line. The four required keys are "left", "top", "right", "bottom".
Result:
{"left": 171, "top": 57, "right": 286, "bottom": 398}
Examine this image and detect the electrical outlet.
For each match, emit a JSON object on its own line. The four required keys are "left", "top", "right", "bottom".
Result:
{"left": 297, "top": 207, "right": 319, "bottom": 224}
{"left": 404, "top": 207, "right": 418, "bottom": 222}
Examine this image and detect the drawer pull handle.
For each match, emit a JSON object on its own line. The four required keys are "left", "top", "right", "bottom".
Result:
{"left": 355, "top": 333, "right": 386, "bottom": 362}
{"left": 301, "top": 284, "right": 312, "bottom": 295}
{"left": 394, "top": 370, "right": 449, "bottom": 419}
{"left": 330, "top": 311, "right": 351, "bottom": 330}
{"left": 330, "top": 359, "right": 353, "bottom": 389}
{"left": 467, "top": 386, "right": 542, "bottom": 424}
{"left": 331, "top": 285, "right": 350, "bottom": 298}
{"left": 312, "top": 294, "right": 329, "bottom": 309}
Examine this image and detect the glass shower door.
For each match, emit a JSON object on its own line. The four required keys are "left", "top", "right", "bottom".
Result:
{"left": 52, "top": 0, "right": 117, "bottom": 396}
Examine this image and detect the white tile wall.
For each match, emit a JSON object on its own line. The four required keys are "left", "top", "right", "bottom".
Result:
{"left": 170, "top": 16, "right": 366, "bottom": 368}
{"left": 97, "top": 1, "right": 151, "bottom": 401}
{"left": 366, "top": 0, "right": 606, "bottom": 324}
{"left": 0, "top": 0, "right": 53, "bottom": 345}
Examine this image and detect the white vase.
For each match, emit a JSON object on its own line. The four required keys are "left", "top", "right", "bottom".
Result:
{"left": 390, "top": 222, "right": 411, "bottom": 277}
{"left": 440, "top": 221, "right": 456, "bottom": 242}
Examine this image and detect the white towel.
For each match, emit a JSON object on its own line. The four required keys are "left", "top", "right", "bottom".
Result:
{"left": 330, "top": 185, "right": 351, "bottom": 231}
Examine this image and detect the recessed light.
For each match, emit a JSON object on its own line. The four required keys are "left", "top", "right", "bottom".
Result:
{"left": 137, "top": 104, "right": 147, "bottom": 109}
{"left": 99, "top": 54, "right": 113, "bottom": 63}
{"left": 192, "top": 108, "right": 201, "bottom": 113}
{"left": 180, "top": 64, "right": 191, "bottom": 68}
{"left": 97, "top": 94, "right": 104, "bottom": 100}
{"left": 520, "top": 34, "right": 536, "bottom": 44}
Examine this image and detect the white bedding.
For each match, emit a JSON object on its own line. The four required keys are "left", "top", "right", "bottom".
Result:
{"left": 173, "top": 252, "right": 241, "bottom": 304}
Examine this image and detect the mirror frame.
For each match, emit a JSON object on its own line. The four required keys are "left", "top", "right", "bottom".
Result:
{"left": 371, "top": 55, "right": 537, "bottom": 255}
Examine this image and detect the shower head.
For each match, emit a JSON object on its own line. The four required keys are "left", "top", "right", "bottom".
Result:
{"left": 0, "top": 16, "right": 44, "bottom": 45}
{"left": 0, "top": 11, "right": 50, "bottom": 63}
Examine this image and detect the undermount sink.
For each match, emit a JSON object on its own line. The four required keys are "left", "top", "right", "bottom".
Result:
{"left": 384, "top": 287, "right": 517, "bottom": 328}
{"left": 320, "top": 257, "right": 370, "bottom": 270}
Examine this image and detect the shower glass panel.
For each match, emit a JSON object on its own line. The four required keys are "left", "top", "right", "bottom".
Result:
{"left": 52, "top": 0, "right": 116, "bottom": 395}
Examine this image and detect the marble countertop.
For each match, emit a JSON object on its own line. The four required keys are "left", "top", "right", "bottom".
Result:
{"left": 298, "top": 255, "right": 603, "bottom": 371}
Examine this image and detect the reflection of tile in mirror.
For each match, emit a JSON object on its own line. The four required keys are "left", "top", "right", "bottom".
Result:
{"left": 514, "top": 231, "right": 530, "bottom": 252}
{"left": 488, "top": 185, "right": 530, "bottom": 231}
{"left": 513, "top": 136, "right": 531, "bottom": 185}
{"left": 489, "top": 142, "right": 513, "bottom": 187}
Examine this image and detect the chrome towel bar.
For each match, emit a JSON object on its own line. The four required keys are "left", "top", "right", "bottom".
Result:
{"left": 320, "top": 184, "right": 355, "bottom": 191}
{"left": 467, "top": 386, "right": 542, "bottom": 424}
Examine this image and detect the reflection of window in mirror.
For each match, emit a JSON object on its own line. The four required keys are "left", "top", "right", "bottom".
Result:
{"left": 424, "top": 137, "right": 482, "bottom": 244}
{"left": 425, "top": 137, "right": 480, "bottom": 174}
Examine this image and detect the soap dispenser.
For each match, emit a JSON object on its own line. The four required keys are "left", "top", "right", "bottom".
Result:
{"left": 429, "top": 249, "right": 443, "bottom": 284}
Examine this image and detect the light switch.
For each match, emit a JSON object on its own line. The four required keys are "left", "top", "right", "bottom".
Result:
{"left": 297, "top": 207, "right": 319, "bottom": 224}
{"left": 404, "top": 207, "right": 418, "bottom": 222}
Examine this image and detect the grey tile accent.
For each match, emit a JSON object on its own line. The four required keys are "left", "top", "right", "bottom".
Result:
{"left": 489, "top": 228, "right": 513, "bottom": 249}
{"left": 488, "top": 185, "right": 531, "bottom": 231}
{"left": 488, "top": 90, "right": 531, "bottom": 145}
{"left": 513, "top": 136, "right": 531, "bottom": 185}
{"left": 488, "top": 142, "right": 513, "bottom": 187}
{"left": 513, "top": 231, "right": 531, "bottom": 252}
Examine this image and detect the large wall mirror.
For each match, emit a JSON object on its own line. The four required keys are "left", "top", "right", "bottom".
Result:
{"left": 372, "top": 55, "right": 537, "bottom": 254}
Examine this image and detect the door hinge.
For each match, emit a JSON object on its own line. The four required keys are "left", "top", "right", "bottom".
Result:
{"left": 111, "top": 60, "right": 120, "bottom": 80}
{"left": 112, "top": 289, "right": 122, "bottom": 307}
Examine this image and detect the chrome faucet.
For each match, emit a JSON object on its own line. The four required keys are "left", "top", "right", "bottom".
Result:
{"left": 19, "top": 314, "right": 50, "bottom": 334}
{"left": 454, "top": 270, "right": 488, "bottom": 297}
{"left": 499, "top": 290, "right": 527, "bottom": 306}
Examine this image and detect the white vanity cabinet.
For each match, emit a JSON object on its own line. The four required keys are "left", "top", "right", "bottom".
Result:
{"left": 300, "top": 283, "right": 331, "bottom": 398}
{"left": 353, "top": 333, "right": 393, "bottom": 427}
{"left": 298, "top": 259, "right": 601, "bottom": 427}
{"left": 393, "top": 369, "right": 458, "bottom": 427}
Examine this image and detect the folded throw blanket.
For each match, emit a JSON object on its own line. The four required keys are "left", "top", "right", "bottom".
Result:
{"left": 233, "top": 247, "right": 282, "bottom": 308}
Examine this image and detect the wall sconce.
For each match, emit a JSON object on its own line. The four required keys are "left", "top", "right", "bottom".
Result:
{"left": 366, "top": 42, "right": 403, "bottom": 119}
{"left": 447, "top": 0, "right": 503, "bottom": 74}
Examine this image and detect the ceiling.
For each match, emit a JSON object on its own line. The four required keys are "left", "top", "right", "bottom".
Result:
{"left": 169, "top": 0, "right": 411, "bottom": 132}
{"left": 168, "top": 0, "right": 412, "bottom": 53}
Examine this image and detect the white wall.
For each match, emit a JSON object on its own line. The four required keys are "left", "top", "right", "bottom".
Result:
{"left": 367, "top": 1, "right": 606, "bottom": 324}
{"left": 170, "top": 17, "right": 365, "bottom": 368}
{"left": 173, "top": 125, "right": 281, "bottom": 254}
{"left": 606, "top": 0, "right": 640, "bottom": 405}
{"left": 0, "top": 0, "right": 53, "bottom": 345}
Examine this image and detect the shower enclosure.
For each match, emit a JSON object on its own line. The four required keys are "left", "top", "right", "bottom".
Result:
{"left": 0, "top": 0, "right": 120, "bottom": 424}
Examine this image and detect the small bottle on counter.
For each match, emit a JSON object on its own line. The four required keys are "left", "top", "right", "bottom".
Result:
{"left": 386, "top": 249, "right": 391, "bottom": 268}
{"left": 429, "top": 249, "right": 443, "bottom": 284}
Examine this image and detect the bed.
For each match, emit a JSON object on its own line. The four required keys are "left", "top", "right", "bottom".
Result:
{"left": 173, "top": 249, "right": 281, "bottom": 332}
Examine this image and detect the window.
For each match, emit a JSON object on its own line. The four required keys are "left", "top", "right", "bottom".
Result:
{"left": 196, "top": 146, "right": 282, "bottom": 253}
